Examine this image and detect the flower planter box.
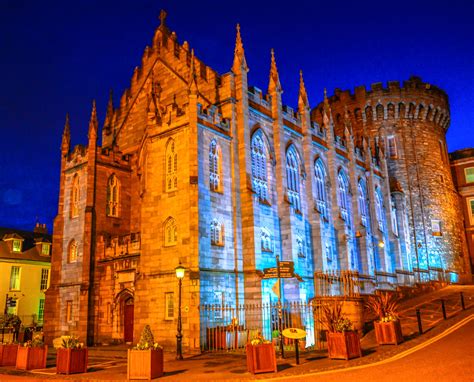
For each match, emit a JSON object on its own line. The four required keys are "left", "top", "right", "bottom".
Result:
{"left": 56, "top": 348, "right": 88, "bottom": 374}
{"left": 245, "top": 343, "right": 277, "bottom": 374}
{"left": 0, "top": 344, "right": 18, "bottom": 366}
{"left": 127, "top": 348, "right": 164, "bottom": 380}
{"left": 16, "top": 346, "right": 48, "bottom": 370}
{"left": 374, "top": 320, "right": 403, "bottom": 345}
{"left": 327, "top": 331, "right": 362, "bottom": 360}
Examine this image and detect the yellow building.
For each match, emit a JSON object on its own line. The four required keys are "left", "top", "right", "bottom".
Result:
{"left": 0, "top": 224, "right": 51, "bottom": 328}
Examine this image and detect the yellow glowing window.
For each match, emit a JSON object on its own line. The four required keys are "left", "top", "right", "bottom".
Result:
{"left": 40, "top": 268, "right": 49, "bottom": 290}
{"left": 68, "top": 240, "right": 78, "bottom": 263}
{"left": 66, "top": 300, "right": 73, "bottom": 322}
{"left": 38, "top": 299, "right": 45, "bottom": 322}
{"left": 12, "top": 239, "right": 22, "bottom": 252}
{"left": 41, "top": 243, "right": 50, "bottom": 255}
{"left": 10, "top": 266, "right": 21, "bottom": 290}
{"left": 465, "top": 167, "right": 474, "bottom": 183}
{"left": 106, "top": 174, "right": 120, "bottom": 217}
{"left": 164, "top": 218, "right": 177, "bottom": 246}
{"left": 165, "top": 292, "right": 174, "bottom": 320}
{"left": 71, "top": 175, "right": 80, "bottom": 218}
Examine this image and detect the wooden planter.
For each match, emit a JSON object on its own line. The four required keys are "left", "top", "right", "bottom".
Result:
{"left": 127, "top": 348, "right": 164, "bottom": 380}
{"left": 374, "top": 320, "right": 404, "bottom": 345}
{"left": 327, "top": 331, "right": 362, "bottom": 360}
{"left": 0, "top": 344, "right": 18, "bottom": 366}
{"left": 16, "top": 346, "right": 48, "bottom": 370}
{"left": 56, "top": 348, "right": 88, "bottom": 374}
{"left": 246, "top": 343, "right": 277, "bottom": 374}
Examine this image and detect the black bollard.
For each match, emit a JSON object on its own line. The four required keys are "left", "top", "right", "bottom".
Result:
{"left": 460, "top": 292, "right": 465, "bottom": 311}
{"left": 295, "top": 339, "right": 300, "bottom": 365}
{"left": 416, "top": 308, "right": 423, "bottom": 335}
{"left": 441, "top": 299, "right": 447, "bottom": 320}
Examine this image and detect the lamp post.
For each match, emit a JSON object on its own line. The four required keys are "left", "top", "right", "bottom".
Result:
{"left": 175, "top": 264, "right": 185, "bottom": 360}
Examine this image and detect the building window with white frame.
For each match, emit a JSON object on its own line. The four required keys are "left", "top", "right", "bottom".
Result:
{"left": 10, "top": 266, "right": 21, "bottom": 290}
{"left": 38, "top": 299, "right": 45, "bottom": 322}
{"left": 465, "top": 167, "right": 474, "bottom": 183}
{"left": 286, "top": 145, "right": 301, "bottom": 211}
{"left": 41, "top": 243, "right": 50, "bottom": 255}
{"left": 12, "top": 239, "right": 22, "bottom": 253}
{"left": 210, "top": 220, "right": 224, "bottom": 246}
{"left": 431, "top": 219, "right": 442, "bottom": 236}
{"left": 251, "top": 131, "right": 269, "bottom": 203}
{"left": 165, "top": 292, "right": 174, "bottom": 320}
{"left": 261, "top": 228, "right": 273, "bottom": 252}
{"left": 40, "top": 269, "right": 49, "bottom": 290}
{"left": 468, "top": 198, "right": 474, "bottom": 225}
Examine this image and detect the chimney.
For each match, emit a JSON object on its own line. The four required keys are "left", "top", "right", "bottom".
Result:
{"left": 34, "top": 222, "right": 48, "bottom": 234}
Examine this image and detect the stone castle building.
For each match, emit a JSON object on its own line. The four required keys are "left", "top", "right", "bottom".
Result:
{"left": 44, "top": 11, "right": 469, "bottom": 350}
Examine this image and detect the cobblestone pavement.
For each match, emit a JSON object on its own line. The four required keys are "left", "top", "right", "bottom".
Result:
{"left": 0, "top": 285, "right": 473, "bottom": 381}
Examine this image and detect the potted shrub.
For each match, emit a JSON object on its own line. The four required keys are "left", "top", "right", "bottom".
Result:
{"left": 16, "top": 334, "right": 48, "bottom": 370}
{"left": 321, "top": 301, "right": 362, "bottom": 360}
{"left": 0, "top": 341, "right": 19, "bottom": 366}
{"left": 127, "top": 325, "right": 164, "bottom": 380}
{"left": 56, "top": 335, "right": 88, "bottom": 374}
{"left": 245, "top": 332, "right": 277, "bottom": 374}
{"left": 366, "top": 292, "right": 403, "bottom": 345}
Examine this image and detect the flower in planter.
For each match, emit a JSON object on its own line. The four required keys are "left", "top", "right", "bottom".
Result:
{"left": 320, "top": 301, "right": 354, "bottom": 333}
{"left": 133, "top": 325, "right": 162, "bottom": 350}
{"left": 366, "top": 292, "right": 400, "bottom": 322}
{"left": 61, "top": 335, "right": 84, "bottom": 349}
{"left": 24, "top": 334, "right": 44, "bottom": 348}
{"left": 250, "top": 332, "right": 270, "bottom": 346}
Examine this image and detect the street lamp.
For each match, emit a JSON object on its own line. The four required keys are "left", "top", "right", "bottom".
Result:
{"left": 175, "top": 263, "right": 185, "bottom": 360}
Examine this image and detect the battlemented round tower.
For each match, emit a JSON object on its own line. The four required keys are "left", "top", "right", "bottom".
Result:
{"left": 312, "top": 76, "right": 467, "bottom": 279}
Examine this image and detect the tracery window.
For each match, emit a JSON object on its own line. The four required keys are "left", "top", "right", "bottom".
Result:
{"left": 391, "top": 197, "right": 398, "bottom": 236}
{"left": 106, "top": 174, "right": 120, "bottom": 217}
{"left": 296, "top": 236, "right": 305, "bottom": 258}
{"left": 251, "top": 131, "right": 269, "bottom": 203}
{"left": 261, "top": 228, "right": 273, "bottom": 252}
{"left": 71, "top": 174, "right": 80, "bottom": 218}
{"left": 314, "top": 158, "right": 328, "bottom": 218}
{"left": 164, "top": 217, "right": 178, "bottom": 247}
{"left": 209, "top": 140, "right": 222, "bottom": 192}
{"left": 375, "top": 187, "right": 386, "bottom": 232}
{"left": 358, "top": 179, "right": 370, "bottom": 227}
{"left": 337, "top": 170, "right": 351, "bottom": 227}
{"left": 68, "top": 240, "right": 78, "bottom": 263}
{"left": 210, "top": 220, "right": 224, "bottom": 246}
{"left": 286, "top": 145, "right": 301, "bottom": 211}
{"left": 166, "top": 140, "right": 178, "bottom": 192}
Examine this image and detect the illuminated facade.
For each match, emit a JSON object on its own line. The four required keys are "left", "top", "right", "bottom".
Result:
{"left": 44, "top": 12, "right": 469, "bottom": 349}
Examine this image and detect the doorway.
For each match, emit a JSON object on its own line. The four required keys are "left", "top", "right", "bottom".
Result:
{"left": 124, "top": 297, "right": 134, "bottom": 343}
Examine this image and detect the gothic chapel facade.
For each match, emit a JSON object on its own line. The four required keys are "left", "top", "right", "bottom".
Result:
{"left": 44, "top": 12, "right": 469, "bottom": 349}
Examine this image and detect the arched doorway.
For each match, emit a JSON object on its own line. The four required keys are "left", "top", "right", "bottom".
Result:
{"left": 123, "top": 297, "right": 134, "bottom": 343}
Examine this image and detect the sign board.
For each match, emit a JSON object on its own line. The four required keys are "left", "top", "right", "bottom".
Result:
{"left": 282, "top": 328, "right": 306, "bottom": 340}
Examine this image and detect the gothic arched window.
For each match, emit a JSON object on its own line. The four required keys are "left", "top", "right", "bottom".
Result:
{"left": 375, "top": 187, "right": 386, "bottom": 232}
{"left": 296, "top": 236, "right": 305, "bottom": 258}
{"left": 391, "top": 197, "right": 398, "bottom": 236}
{"left": 337, "top": 170, "right": 351, "bottom": 226}
{"left": 314, "top": 158, "right": 328, "bottom": 218}
{"left": 210, "top": 220, "right": 224, "bottom": 246}
{"left": 209, "top": 140, "right": 222, "bottom": 192}
{"left": 358, "top": 179, "right": 370, "bottom": 227}
{"left": 286, "top": 145, "right": 301, "bottom": 211}
{"left": 164, "top": 217, "right": 178, "bottom": 247}
{"left": 251, "top": 131, "right": 269, "bottom": 203}
{"left": 166, "top": 140, "right": 178, "bottom": 192}
{"left": 106, "top": 174, "right": 120, "bottom": 217}
{"left": 261, "top": 228, "right": 273, "bottom": 252}
{"left": 68, "top": 239, "right": 78, "bottom": 263}
{"left": 71, "top": 174, "right": 80, "bottom": 218}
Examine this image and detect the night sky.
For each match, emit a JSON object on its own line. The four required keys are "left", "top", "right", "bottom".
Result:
{"left": 1, "top": 0, "right": 473, "bottom": 231}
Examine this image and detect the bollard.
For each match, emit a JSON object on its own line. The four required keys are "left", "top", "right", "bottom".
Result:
{"left": 416, "top": 308, "right": 423, "bottom": 335}
{"left": 460, "top": 292, "right": 465, "bottom": 311}
{"left": 295, "top": 339, "right": 300, "bottom": 365}
{"left": 441, "top": 299, "right": 447, "bottom": 320}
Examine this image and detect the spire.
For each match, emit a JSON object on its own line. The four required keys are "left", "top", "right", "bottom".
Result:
{"left": 88, "top": 100, "right": 98, "bottom": 141}
{"left": 232, "top": 24, "right": 248, "bottom": 73}
{"left": 188, "top": 49, "right": 199, "bottom": 95}
{"left": 104, "top": 90, "right": 114, "bottom": 133}
{"left": 343, "top": 105, "right": 352, "bottom": 136}
{"left": 322, "top": 88, "right": 331, "bottom": 126}
{"left": 298, "top": 70, "right": 309, "bottom": 110}
{"left": 159, "top": 9, "right": 167, "bottom": 30}
{"left": 62, "top": 113, "right": 71, "bottom": 152}
{"left": 268, "top": 49, "right": 282, "bottom": 93}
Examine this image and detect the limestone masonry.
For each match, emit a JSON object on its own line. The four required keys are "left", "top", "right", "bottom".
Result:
{"left": 44, "top": 11, "right": 470, "bottom": 350}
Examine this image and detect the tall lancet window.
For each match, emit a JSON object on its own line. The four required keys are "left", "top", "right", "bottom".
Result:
{"left": 71, "top": 174, "right": 80, "bottom": 218}
{"left": 166, "top": 139, "right": 178, "bottom": 192}
{"left": 251, "top": 130, "right": 269, "bottom": 203}
{"left": 337, "top": 170, "right": 351, "bottom": 227}
{"left": 210, "top": 220, "right": 225, "bottom": 246}
{"left": 209, "top": 140, "right": 222, "bottom": 192}
{"left": 106, "top": 174, "right": 120, "bottom": 217}
{"left": 314, "top": 158, "right": 328, "bottom": 218}
{"left": 164, "top": 217, "right": 177, "bottom": 247}
{"left": 286, "top": 145, "right": 301, "bottom": 211}
{"left": 358, "top": 179, "right": 370, "bottom": 228}
{"left": 375, "top": 187, "right": 386, "bottom": 232}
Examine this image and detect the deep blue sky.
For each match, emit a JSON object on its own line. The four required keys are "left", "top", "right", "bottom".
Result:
{"left": 1, "top": 0, "right": 473, "bottom": 231}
